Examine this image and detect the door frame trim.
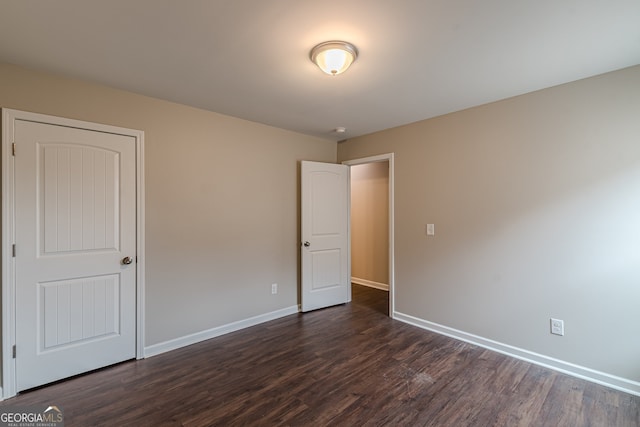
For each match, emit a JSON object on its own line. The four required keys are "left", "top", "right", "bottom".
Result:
{"left": 1, "top": 109, "right": 146, "bottom": 399}
{"left": 342, "top": 153, "right": 395, "bottom": 317}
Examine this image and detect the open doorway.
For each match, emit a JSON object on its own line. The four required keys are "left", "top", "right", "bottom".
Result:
{"left": 343, "top": 154, "right": 394, "bottom": 317}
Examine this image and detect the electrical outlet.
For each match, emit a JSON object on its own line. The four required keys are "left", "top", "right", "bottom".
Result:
{"left": 550, "top": 318, "right": 564, "bottom": 336}
{"left": 271, "top": 283, "right": 278, "bottom": 294}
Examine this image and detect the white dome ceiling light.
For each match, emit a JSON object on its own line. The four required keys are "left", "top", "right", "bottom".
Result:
{"left": 310, "top": 41, "right": 358, "bottom": 76}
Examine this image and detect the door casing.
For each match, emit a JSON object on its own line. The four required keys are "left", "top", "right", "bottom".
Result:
{"left": 1, "top": 109, "right": 146, "bottom": 399}
{"left": 343, "top": 153, "right": 395, "bottom": 317}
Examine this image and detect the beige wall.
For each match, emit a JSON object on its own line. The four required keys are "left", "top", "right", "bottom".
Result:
{"left": 0, "top": 62, "right": 336, "bottom": 346}
{"left": 338, "top": 65, "right": 640, "bottom": 382}
{"left": 3, "top": 60, "right": 639, "bottom": 388}
{"left": 350, "top": 162, "right": 389, "bottom": 285}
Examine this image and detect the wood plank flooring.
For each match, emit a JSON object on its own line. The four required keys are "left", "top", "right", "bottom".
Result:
{"left": 352, "top": 283, "right": 389, "bottom": 316}
{"left": 1, "top": 285, "right": 638, "bottom": 426}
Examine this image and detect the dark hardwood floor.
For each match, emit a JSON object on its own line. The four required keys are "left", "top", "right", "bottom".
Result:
{"left": 352, "top": 283, "right": 389, "bottom": 316}
{"left": 2, "top": 285, "right": 638, "bottom": 426}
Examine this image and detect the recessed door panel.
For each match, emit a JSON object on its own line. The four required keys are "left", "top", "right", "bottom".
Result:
{"left": 39, "top": 274, "right": 120, "bottom": 351}
{"left": 40, "top": 144, "right": 120, "bottom": 255}
{"left": 311, "top": 171, "right": 343, "bottom": 236}
{"left": 311, "top": 249, "right": 342, "bottom": 290}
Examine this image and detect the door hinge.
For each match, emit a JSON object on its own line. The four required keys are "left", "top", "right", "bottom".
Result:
{"left": 12, "top": 142, "right": 16, "bottom": 156}
{"left": 12, "top": 244, "right": 16, "bottom": 257}
{"left": 12, "top": 345, "right": 16, "bottom": 358}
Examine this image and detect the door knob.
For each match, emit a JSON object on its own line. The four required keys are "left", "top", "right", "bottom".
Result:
{"left": 122, "top": 256, "right": 134, "bottom": 265}
{"left": 303, "top": 241, "right": 310, "bottom": 247}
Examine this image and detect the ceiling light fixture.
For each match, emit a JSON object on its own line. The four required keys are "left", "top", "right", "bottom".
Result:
{"left": 310, "top": 41, "right": 358, "bottom": 76}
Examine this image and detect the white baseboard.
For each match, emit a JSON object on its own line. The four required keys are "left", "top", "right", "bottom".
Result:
{"left": 393, "top": 311, "right": 640, "bottom": 397}
{"left": 352, "top": 277, "right": 389, "bottom": 291}
{"left": 144, "top": 305, "right": 299, "bottom": 358}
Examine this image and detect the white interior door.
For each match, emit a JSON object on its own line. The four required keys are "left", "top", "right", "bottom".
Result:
{"left": 301, "top": 161, "right": 350, "bottom": 312}
{"left": 14, "top": 119, "right": 137, "bottom": 391}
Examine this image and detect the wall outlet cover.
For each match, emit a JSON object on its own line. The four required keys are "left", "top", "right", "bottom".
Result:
{"left": 426, "top": 224, "right": 435, "bottom": 236}
{"left": 550, "top": 318, "right": 564, "bottom": 336}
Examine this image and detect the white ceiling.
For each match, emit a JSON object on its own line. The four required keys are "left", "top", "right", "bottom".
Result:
{"left": 1, "top": 0, "right": 639, "bottom": 141}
